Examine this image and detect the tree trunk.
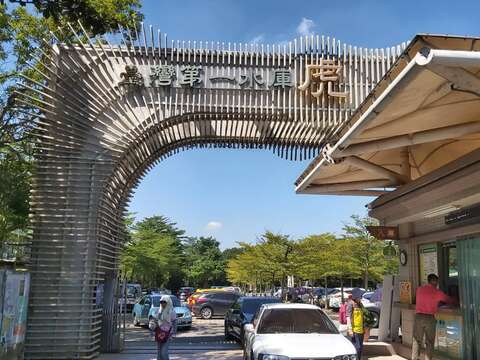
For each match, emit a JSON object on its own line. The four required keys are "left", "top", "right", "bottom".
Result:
{"left": 364, "top": 271, "right": 369, "bottom": 290}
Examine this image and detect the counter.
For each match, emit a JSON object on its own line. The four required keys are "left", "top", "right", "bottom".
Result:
{"left": 395, "top": 304, "right": 462, "bottom": 359}
{"left": 435, "top": 307, "right": 462, "bottom": 359}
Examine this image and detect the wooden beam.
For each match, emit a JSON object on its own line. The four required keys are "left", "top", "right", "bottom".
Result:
{"left": 342, "top": 155, "right": 409, "bottom": 184}
{"left": 337, "top": 121, "right": 480, "bottom": 157}
{"left": 301, "top": 187, "right": 390, "bottom": 196}
{"left": 305, "top": 179, "right": 395, "bottom": 193}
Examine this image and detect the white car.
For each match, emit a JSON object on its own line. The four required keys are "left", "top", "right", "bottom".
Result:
{"left": 243, "top": 303, "right": 357, "bottom": 360}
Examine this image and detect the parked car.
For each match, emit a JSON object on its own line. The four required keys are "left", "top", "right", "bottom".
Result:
{"left": 224, "top": 296, "right": 281, "bottom": 343}
{"left": 186, "top": 289, "right": 226, "bottom": 309}
{"left": 178, "top": 287, "right": 196, "bottom": 302}
{"left": 132, "top": 294, "right": 192, "bottom": 330}
{"left": 192, "top": 292, "right": 240, "bottom": 319}
{"left": 329, "top": 288, "right": 366, "bottom": 311}
{"left": 243, "top": 303, "right": 357, "bottom": 360}
{"left": 119, "top": 283, "right": 142, "bottom": 311}
{"left": 143, "top": 288, "right": 171, "bottom": 295}
{"left": 222, "top": 286, "right": 242, "bottom": 293}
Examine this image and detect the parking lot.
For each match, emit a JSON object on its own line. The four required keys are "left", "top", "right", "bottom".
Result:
{"left": 97, "top": 311, "right": 404, "bottom": 360}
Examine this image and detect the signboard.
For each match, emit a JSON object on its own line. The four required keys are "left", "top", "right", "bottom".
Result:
{"left": 366, "top": 226, "right": 399, "bottom": 240}
{"left": 435, "top": 312, "right": 463, "bottom": 359}
{"left": 117, "top": 64, "right": 295, "bottom": 91}
{"left": 0, "top": 270, "right": 30, "bottom": 358}
{"left": 419, "top": 244, "right": 438, "bottom": 285}
{"left": 399, "top": 280, "right": 412, "bottom": 304}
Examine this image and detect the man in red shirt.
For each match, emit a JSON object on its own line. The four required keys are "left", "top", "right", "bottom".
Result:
{"left": 412, "top": 274, "right": 456, "bottom": 360}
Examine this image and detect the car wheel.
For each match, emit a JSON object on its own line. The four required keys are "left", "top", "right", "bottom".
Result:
{"left": 133, "top": 313, "right": 140, "bottom": 326}
{"left": 371, "top": 311, "right": 380, "bottom": 328}
{"left": 224, "top": 321, "right": 234, "bottom": 340}
{"left": 200, "top": 307, "right": 213, "bottom": 320}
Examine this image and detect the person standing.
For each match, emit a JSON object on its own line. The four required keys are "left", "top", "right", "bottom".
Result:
{"left": 347, "top": 288, "right": 365, "bottom": 359}
{"left": 156, "top": 295, "right": 177, "bottom": 360}
{"left": 412, "top": 274, "right": 456, "bottom": 360}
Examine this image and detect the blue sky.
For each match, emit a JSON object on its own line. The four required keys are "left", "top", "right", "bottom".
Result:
{"left": 129, "top": 0, "right": 480, "bottom": 249}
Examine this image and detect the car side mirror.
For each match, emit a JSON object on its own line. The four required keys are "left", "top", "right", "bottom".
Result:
{"left": 244, "top": 323, "right": 254, "bottom": 333}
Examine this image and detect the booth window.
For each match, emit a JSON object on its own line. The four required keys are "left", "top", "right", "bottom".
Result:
{"left": 442, "top": 242, "right": 459, "bottom": 299}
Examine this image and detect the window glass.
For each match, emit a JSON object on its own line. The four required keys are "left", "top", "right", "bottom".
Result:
{"left": 252, "top": 307, "right": 263, "bottom": 326}
{"left": 257, "top": 309, "right": 338, "bottom": 334}
{"left": 242, "top": 299, "right": 281, "bottom": 315}
{"left": 448, "top": 247, "right": 458, "bottom": 277}
{"left": 139, "top": 296, "right": 146, "bottom": 305}
{"left": 231, "top": 299, "right": 242, "bottom": 310}
{"left": 170, "top": 296, "right": 181, "bottom": 307}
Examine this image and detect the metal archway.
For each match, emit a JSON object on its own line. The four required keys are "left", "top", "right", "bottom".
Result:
{"left": 17, "top": 22, "right": 406, "bottom": 358}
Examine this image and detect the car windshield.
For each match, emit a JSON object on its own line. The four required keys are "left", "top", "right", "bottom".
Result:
{"left": 126, "top": 286, "right": 139, "bottom": 298}
{"left": 257, "top": 308, "right": 338, "bottom": 334}
{"left": 242, "top": 299, "right": 280, "bottom": 315}
{"left": 152, "top": 296, "right": 181, "bottom": 307}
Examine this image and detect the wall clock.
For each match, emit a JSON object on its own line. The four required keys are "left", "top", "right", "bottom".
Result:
{"left": 400, "top": 249, "right": 408, "bottom": 266}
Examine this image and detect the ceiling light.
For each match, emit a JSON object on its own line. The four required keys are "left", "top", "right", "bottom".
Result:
{"left": 423, "top": 204, "right": 461, "bottom": 218}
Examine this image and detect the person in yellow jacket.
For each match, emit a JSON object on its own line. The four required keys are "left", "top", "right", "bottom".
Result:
{"left": 346, "top": 288, "right": 365, "bottom": 359}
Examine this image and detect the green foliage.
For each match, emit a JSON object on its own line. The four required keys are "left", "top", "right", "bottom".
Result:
{"left": 342, "top": 215, "right": 399, "bottom": 288}
{"left": 0, "top": 147, "right": 31, "bottom": 247}
{"left": 183, "top": 236, "right": 227, "bottom": 288}
{"left": 120, "top": 216, "right": 231, "bottom": 290}
{"left": 120, "top": 215, "right": 185, "bottom": 290}
{"left": 227, "top": 231, "right": 297, "bottom": 289}
{"left": 227, "top": 216, "right": 400, "bottom": 290}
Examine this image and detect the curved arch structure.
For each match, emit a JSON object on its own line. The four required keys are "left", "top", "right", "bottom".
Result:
{"left": 17, "top": 23, "right": 406, "bottom": 358}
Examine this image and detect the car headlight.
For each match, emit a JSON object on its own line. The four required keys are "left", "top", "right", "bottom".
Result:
{"left": 184, "top": 311, "right": 192, "bottom": 318}
{"left": 334, "top": 355, "right": 357, "bottom": 360}
{"left": 259, "top": 355, "right": 290, "bottom": 360}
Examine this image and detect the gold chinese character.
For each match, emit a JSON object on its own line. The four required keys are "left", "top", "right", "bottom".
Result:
{"left": 298, "top": 60, "right": 348, "bottom": 99}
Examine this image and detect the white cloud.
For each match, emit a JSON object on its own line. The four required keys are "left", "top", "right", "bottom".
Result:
{"left": 205, "top": 221, "right": 223, "bottom": 231}
{"left": 296, "top": 17, "right": 316, "bottom": 37}
{"left": 250, "top": 34, "right": 265, "bottom": 45}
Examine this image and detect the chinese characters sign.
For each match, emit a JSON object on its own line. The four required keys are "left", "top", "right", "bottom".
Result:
{"left": 118, "top": 64, "right": 294, "bottom": 90}
{"left": 298, "top": 60, "right": 349, "bottom": 100}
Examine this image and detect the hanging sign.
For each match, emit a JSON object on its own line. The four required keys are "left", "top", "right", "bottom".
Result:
{"left": 366, "top": 226, "right": 399, "bottom": 240}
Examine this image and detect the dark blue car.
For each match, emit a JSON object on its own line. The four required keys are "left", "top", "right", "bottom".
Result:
{"left": 224, "top": 296, "right": 281, "bottom": 343}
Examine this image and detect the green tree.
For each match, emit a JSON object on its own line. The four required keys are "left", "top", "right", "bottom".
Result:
{"left": 342, "top": 215, "right": 398, "bottom": 289}
{"left": 328, "top": 238, "right": 361, "bottom": 297}
{"left": 296, "top": 233, "right": 336, "bottom": 287}
{"left": 183, "top": 236, "right": 226, "bottom": 288}
{"left": 222, "top": 247, "right": 244, "bottom": 262}
{"left": 120, "top": 215, "right": 185, "bottom": 290}
{"left": 226, "top": 232, "right": 298, "bottom": 295}
{"left": 0, "top": 147, "right": 31, "bottom": 257}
